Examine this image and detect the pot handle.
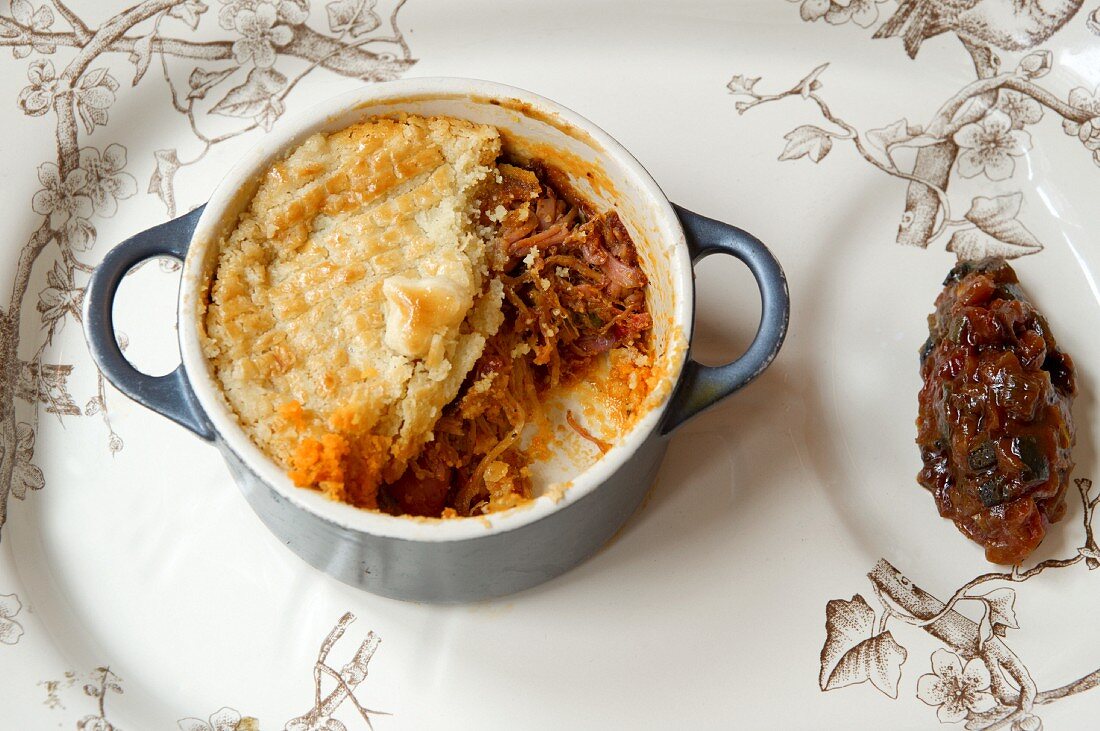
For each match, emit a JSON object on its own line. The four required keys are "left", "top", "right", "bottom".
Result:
{"left": 83, "top": 205, "right": 214, "bottom": 441}
{"left": 660, "top": 205, "right": 790, "bottom": 434}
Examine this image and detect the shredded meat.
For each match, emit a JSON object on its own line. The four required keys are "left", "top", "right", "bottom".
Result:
{"left": 381, "top": 161, "right": 653, "bottom": 517}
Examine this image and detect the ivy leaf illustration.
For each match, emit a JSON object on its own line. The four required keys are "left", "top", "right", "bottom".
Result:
{"left": 948, "top": 193, "right": 1042, "bottom": 260}
{"left": 1078, "top": 546, "right": 1100, "bottom": 570}
{"left": 187, "top": 67, "right": 236, "bottom": 100}
{"left": 965, "top": 193, "right": 1036, "bottom": 239}
{"left": 167, "top": 0, "right": 208, "bottom": 30}
{"left": 978, "top": 588, "right": 1020, "bottom": 632}
{"left": 11, "top": 422, "right": 44, "bottom": 499}
{"left": 948, "top": 229, "right": 1039, "bottom": 260}
{"left": 1016, "top": 50, "right": 1052, "bottom": 80}
{"left": 129, "top": 33, "right": 155, "bottom": 86}
{"left": 327, "top": 0, "right": 358, "bottom": 30}
{"left": 794, "top": 62, "right": 828, "bottom": 98}
{"left": 211, "top": 67, "right": 287, "bottom": 131}
{"left": 820, "top": 595, "right": 907, "bottom": 698}
{"left": 976, "top": 588, "right": 1019, "bottom": 647}
{"left": 866, "top": 118, "right": 913, "bottom": 150}
{"left": 778, "top": 125, "right": 833, "bottom": 163}
{"left": 726, "top": 74, "right": 761, "bottom": 95}
{"left": 254, "top": 96, "right": 285, "bottom": 132}
{"left": 75, "top": 68, "right": 118, "bottom": 134}
{"left": 327, "top": 0, "right": 381, "bottom": 37}
{"left": 148, "top": 149, "right": 181, "bottom": 217}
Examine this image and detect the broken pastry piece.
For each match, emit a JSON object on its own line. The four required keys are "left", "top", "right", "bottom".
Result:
{"left": 203, "top": 115, "right": 505, "bottom": 508}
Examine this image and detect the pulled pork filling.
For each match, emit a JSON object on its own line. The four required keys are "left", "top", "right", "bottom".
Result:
{"left": 381, "top": 162, "right": 653, "bottom": 517}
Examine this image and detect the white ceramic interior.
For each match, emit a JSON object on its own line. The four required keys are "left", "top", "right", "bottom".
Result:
{"left": 178, "top": 77, "right": 692, "bottom": 542}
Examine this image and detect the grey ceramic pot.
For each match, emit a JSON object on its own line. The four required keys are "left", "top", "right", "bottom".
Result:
{"left": 83, "top": 79, "right": 789, "bottom": 603}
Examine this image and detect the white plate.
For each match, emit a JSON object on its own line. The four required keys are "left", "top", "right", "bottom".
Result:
{"left": 3, "top": 0, "right": 1100, "bottom": 728}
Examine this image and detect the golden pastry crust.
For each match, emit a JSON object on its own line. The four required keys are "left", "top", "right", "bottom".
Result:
{"left": 202, "top": 115, "right": 504, "bottom": 506}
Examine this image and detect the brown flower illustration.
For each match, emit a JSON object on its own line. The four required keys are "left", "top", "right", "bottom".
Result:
{"left": 178, "top": 706, "right": 243, "bottom": 731}
{"left": 74, "top": 68, "right": 119, "bottom": 134}
{"left": 1063, "top": 85, "right": 1100, "bottom": 165}
{"left": 278, "top": 0, "right": 309, "bottom": 25}
{"left": 0, "top": 592, "right": 24, "bottom": 645}
{"left": 17, "top": 59, "right": 57, "bottom": 117}
{"left": 78, "top": 145, "right": 137, "bottom": 217}
{"left": 789, "top": 0, "right": 831, "bottom": 22}
{"left": 38, "top": 261, "right": 84, "bottom": 331}
{"left": 825, "top": 0, "right": 887, "bottom": 28}
{"left": 30, "top": 161, "right": 95, "bottom": 249}
{"left": 31, "top": 162, "right": 91, "bottom": 227}
{"left": 788, "top": 0, "right": 885, "bottom": 26}
{"left": 916, "top": 649, "right": 997, "bottom": 723}
{"left": 220, "top": 0, "right": 307, "bottom": 30}
{"left": 6, "top": 0, "right": 55, "bottom": 58}
{"left": 232, "top": 2, "right": 293, "bottom": 68}
{"left": 995, "top": 90, "right": 1043, "bottom": 129}
{"left": 953, "top": 110, "right": 1032, "bottom": 181}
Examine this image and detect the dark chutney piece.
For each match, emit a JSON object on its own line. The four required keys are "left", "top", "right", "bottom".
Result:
{"left": 916, "top": 258, "right": 1076, "bottom": 564}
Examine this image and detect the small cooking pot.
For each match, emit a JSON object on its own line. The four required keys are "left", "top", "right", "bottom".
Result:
{"left": 83, "top": 78, "right": 789, "bottom": 603}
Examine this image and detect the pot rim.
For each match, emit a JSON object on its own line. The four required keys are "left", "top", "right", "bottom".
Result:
{"left": 177, "top": 76, "right": 693, "bottom": 543}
